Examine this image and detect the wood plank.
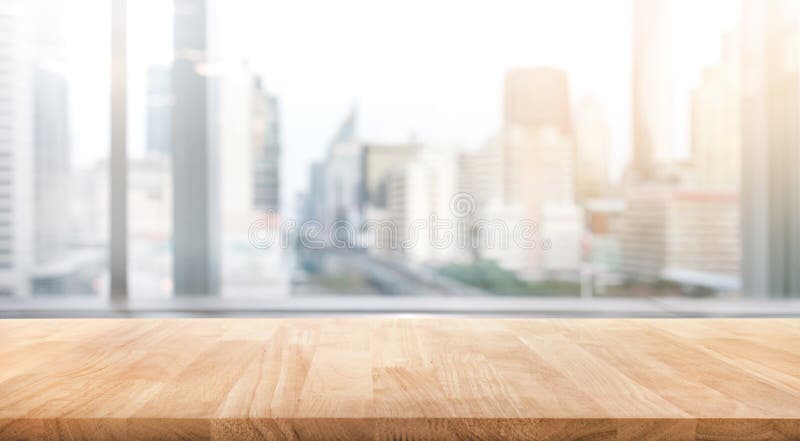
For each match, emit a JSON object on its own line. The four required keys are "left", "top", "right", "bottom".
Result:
{"left": 0, "top": 318, "right": 799, "bottom": 440}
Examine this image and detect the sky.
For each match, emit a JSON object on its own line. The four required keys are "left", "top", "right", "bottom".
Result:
{"left": 65, "top": 0, "right": 741, "bottom": 216}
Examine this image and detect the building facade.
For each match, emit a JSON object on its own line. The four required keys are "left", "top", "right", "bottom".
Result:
{"left": 631, "top": 0, "right": 675, "bottom": 180}
{"left": 622, "top": 190, "right": 740, "bottom": 292}
{"left": 172, "top": 0, "right": 220, "bottom": 295}
{"left": 741, "top": 0, "right": 800, "bottom": 298}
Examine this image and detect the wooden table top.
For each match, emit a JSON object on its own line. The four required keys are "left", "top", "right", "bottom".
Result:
{"left": 1, "top": 318, "right": 799, "bottom": 440}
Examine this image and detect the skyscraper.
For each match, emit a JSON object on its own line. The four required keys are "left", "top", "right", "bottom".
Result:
{"left": 306, "top": 162, "right": 326, "bottom": 225}
{"left": 502, "top": 67, "right": 580, "bottom": 280}
{"left": 458, "top": 135, "right": 505, "bottom": 212}
{"left": 691, "top": 30, "right": 741, "bottom": 191}
{"left": 323, "top": 109, "right": 362, "bottom": 229}
{"left": 504, "top": 68, "right": 570, "bottom": 135}
{"left": 172, "top": 0, "right": 220, "bottom": 295}
{"left": 362, "top": 142, "right": 419, "bottom": 209}
{"left": 741, "top": 0, "right": 800, "bottom": 298}
{"left": 31, "top": 0, "right": 69, "bottom": 271}
{"left": 213, "top": 66, "right": 287, "bottom": 297}
{"left": 0, "top": 0, "right": 33, "bottom": 296}
{"left": 0, "top": 0, "right": 76, "bottom": 296}
{"left": 506, "top": 126, "right": 581, "bottom": 279}
{"left": 574, "top": 97, "right": 612, "bottom": 200}
{"left": 217, "top": 68, "right": 282, "bottom": 229}
{"left": 33, "top": 67, "right": 70, "bottom": 267}
{"left": 621, "top": 190, "right": 740, "bottom": 292}
{"left": 252, "top": 79, "right": 280, "bottom": 212}
{"left": 384, "top": 144, "right": 464, "bottom": 264}
{"left": 631, "top": 0, "right": 674, "bottom": 180}
{"left": 503, "top": 68, "right": 573, "bottom": 206}
{"left": 458, "top": 135, "right": 517, "bottom": 267}
{"left": 219, "top": 67, "right": 260, "bottom": 230}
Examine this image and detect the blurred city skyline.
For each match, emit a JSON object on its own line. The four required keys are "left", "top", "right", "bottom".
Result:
{"left": 63, "top": 0, "right": 739, "bottom": 215}
{"left": 3, "top": 0, "right": 797, "bottom": 301}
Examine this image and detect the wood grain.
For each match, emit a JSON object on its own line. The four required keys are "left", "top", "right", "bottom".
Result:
{"left": 1, "top": 318, "right": 799, "bottom": 440}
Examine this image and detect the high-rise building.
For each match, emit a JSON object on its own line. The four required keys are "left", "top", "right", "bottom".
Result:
{"left": 323, "top": 109, "right": 363, "bottom": 230}
{"left": 741, "top": 0, "right": 800, "bottom": 298}
{"left": 507, "top": 126, "right": 576, "bottom": 208}
{"left": 504, "top": 68, "right": 570, "bottom": 135}
{"left": 502, "top": 67, "right": 581, "bottom": 280}
{"left": 146, "top": 65, "right": 172, "bottom": 156}
{"left": 459, "top": 135, "right": 505, "bottom": 212}
{"left": 219, "top": 68, "right": 273, "bottom": 230}
{"left": 362, "top": 142, "right": 418, "bottom": 209}
{"left": 30, "top": 0, "right": 69, "bottom": 269}
{"left": 252, "top": 79, "right": 280, "bottom": 212}
{"left": 32, "top": 68, "right": 70, "bottom": 267}
{"left": 632, "top": 0, "right": 675, "bottom": 180}
{"left": 0, "top": 0, "right": 33, "bottom": 296}
{"left": 574, "top": 97, "right": 612, "bottom": 200}
{"left": 503, "top": 67, "right": 573, "bottom": 205}
{"left": 459, "top": 134, "right": 526, "bottom": 270}
{"left": 306, "top": 162, "right": 326, "bottom": 224}
{"left": 0, "top": 0, "right": 80, "bottom": 296}
{"left": 691, "top": 30, "right": 741, "bottom": 191}
{"left": 172, "top": 0, "right": 220, "bottom": 295}
{"left": 384, "top": 145, "right": 465, "bottom": 264}
{"left": 621, "top": 190, "right": 740, "bottom": 293}
{"left": 505, "top": 126, "right": 581, "bottom": 280}
{"left": 214, "top": 66, "right": 287, "bottom": 297}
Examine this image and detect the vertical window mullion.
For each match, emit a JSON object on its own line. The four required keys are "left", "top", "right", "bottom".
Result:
{"left": 110, "top": 0, "right": 127, "bottom": 303}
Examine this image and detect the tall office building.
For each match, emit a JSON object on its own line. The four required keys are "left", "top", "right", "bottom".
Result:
{"left": 219, "top": 67, "right": 258, "bottom": 230}
{"left": 359, "top": 143, "right": 419, "bottom": 256}
{"left": 502, "top": 68, "right": 581, "bottom": 279}
{"left": 506, "top": 126, "right": 581, "bottom": 279}
{"left": 0, "top": 0, "right": 76, "bottom": 296}
{"left": 574, "top": 98, "right": 612, "bottom": 200}
{"left": 323, "top": 109, "right": 362, "bottom": 229}
{"left": 217, "top": 68, "right": 282, "bottom": 227}
{"left": 30, "top": 0, "right": 69, "bottom": 269}
{"left": 741, "top": 0, "right": 800, "bottom": 298}
{"left": 172, "top": 0, "right": 220, "bottom": 295}
{"left": 459, "top": 135, "right": 526, "bottom": 271}
{"left": 215, "top": 68, "right": 287, "bottom": 298}
{"left": 631, "top": 0, "right": 675, "bottom": 180}
{"left": 621, "top": 190, "right": 740, "bottom": 293}
{"left": 503, "top": 67, "right": 573, "bottom": 205}
{"left": 32, "top": 68, "right": 70, "bottom": 267}
{"left": 502, "top": 67, "right": 575, "bottom": 203}
{"left": 306, "top": 162, "right": 326, "bottom": 224}
{"left": 362, "top": 142, "right": 419, "bottom": 209}
{"left": 458, "top": 135, "right": 505, "bottom": 212}
{"left": 384, "top": 145, "right": 465, "bottom": 265}
{"left": 506, "top": 127, "right": 575, "bottom": 206}
{"left": 0, "top": 0, "right": 33, "bottom": 296}
{"left": 691, "top": 31, "right": 741, "bottom": 191}
{"left": 146, "top": 65, "right": 172, "bottom": 156}
{"left": 504, "top": 68, "right": 570, "bottom": 135}
{"left": 252, "top": 78, "right": 280, "bottom": 212}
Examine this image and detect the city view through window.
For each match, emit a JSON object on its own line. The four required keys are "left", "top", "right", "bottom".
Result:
{"left": 1, "top": 0, "right": 799, "bottom": 310}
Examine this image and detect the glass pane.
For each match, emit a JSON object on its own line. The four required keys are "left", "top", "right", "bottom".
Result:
{"left": 127, "top": 0, "right": 173, "bottom": 298}
{"left": 124, "top": 0, "right": 799, "bottom": 306}
{"left": 0, "top": 0, "right": 109, "bottom": 298}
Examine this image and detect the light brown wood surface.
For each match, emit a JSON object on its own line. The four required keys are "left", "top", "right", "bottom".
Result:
{"left": 1, "top": 318, "right": 799, "bottom": 440}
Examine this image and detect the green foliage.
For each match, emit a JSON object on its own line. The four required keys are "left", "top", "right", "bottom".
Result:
{"left": 438, "top": 260, "right": 579, "bottom": 296}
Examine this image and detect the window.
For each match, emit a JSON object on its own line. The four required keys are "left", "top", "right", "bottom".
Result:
{"left": 2, "top": 0, "right": 800, "bottom": 315}
{"left": 0, "top": 0, "right": 109, "bottom": 298}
